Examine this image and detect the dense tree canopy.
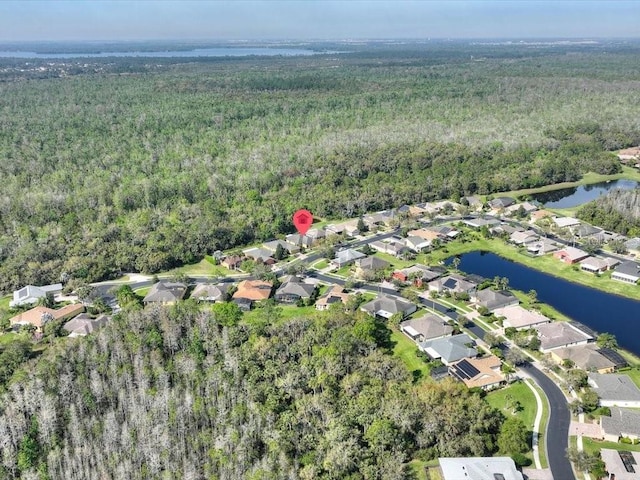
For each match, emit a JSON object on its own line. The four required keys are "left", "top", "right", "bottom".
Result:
{"left": 0, "top": 306, "right": 505, "bottom": 479}
{"left": 0, "top": 44, "right": 638, "bottom": 290}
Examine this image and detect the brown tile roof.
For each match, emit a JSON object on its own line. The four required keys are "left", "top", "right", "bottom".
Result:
{"left": 10, "top": 304, "right": 84, "bottom": 329}
{"left": 233, "top": 280, "right": 273, "bottom": 301}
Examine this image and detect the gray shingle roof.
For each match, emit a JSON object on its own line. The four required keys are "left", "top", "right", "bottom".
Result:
{"left": 143, "top": 282, "right": 187, "bottom": 303}
{"left": 601, "top": 407, "right": 640, "bottom": 438}
{"left": 588, "top": 373, "right": 640, "bottom": 403}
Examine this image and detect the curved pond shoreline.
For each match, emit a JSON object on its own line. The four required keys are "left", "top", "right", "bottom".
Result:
{"left": 449, "top": 251, "right": 640, "bottom": 355}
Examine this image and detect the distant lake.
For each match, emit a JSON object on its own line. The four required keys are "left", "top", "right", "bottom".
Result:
{"left": 449, "top": 251, "right": 640, "bottom": 355}
{"left": 0, "top": 47, "right": 328, "bottom": 59}
{"left": 532, "top": 179, "right": 638, "bottom": 208}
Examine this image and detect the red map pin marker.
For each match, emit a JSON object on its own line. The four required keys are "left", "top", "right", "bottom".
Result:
{"left": 293, "top": 209, "right": 313, "bottom": 235}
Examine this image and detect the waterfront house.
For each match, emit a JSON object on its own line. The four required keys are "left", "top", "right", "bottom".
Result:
{"left": 553, "top": 246, "right": 590, "bottom": 264}
{"left": 509, "top": 230, "right": 539, "bottom": 245}
{"left": 588, "top": 372, "right": 640, "bottom": 408}
{"left": 526, "top": 239, "right": 559, "bottom": 255}
{"left": 550, "top": 344, "right": 616, "bottom": 373}
{"left": 580, "top": 256, "right": 620, "bottom": 274}
{"left": 493, "top": 305, "right": 551, "bottom": 330}
{"left": 392, "top": 264, "right": 444, "bottom": 286}
{"left": 611, "top": 261, "right": 640, "bottom": 284}
{"left": 489, "top": 197, "right": 516, "bottom": 210}
{"left": 534, "top": 321, "right": 593, "bottom": 352}
{"left": 600, "top": 407, "right": 640, "bottom": 442}
{"left": 471, "top": 288, "right": 519, "bottom": 312}
{"left": 428, "top": 274, "right": 478, "bottom": 295}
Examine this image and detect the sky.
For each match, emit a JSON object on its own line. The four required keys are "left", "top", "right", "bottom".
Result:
{"left": 0, "top": 1, "right": 639, "bottom": 42}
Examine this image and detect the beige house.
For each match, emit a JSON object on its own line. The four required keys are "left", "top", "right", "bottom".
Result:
{"left": 10, "top": 304, "right": 84, "bottom": 333}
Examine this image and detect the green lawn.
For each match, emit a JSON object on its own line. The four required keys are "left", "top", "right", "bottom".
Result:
{"left": 372, "top": 252, "right": 414, "bottom": 269}
{"left": 134, "top": 287, "right": 151, "bottom": 297}
{"left": 486, "top": 380, "right": 538, "bottom": 430}
{"left": 494, "top": 168, "right": 640, "bottom": 200}
{"left": 313, "top": 259, "right": 329, "bottom": 270}
{"left": 159, "top": 258, "right": 233, "bottom": 278}
{"left": 390, "top": 329, "right": 431, "bottom": 381}
{"left": 582, "top": 437, "right": 640, "bottom": 455}
{"left": 617, "top": 367, "right": 640, "bottom": 389}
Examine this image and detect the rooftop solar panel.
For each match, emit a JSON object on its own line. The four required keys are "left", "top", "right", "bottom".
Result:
{"left": 451, "top": 359, "right": 480, "bottom": 380}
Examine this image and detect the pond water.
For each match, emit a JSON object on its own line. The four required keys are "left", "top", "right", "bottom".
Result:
{"left": 532, "top": 179, "right": 638, "bottom": 209}
{"left": 450, "top": 251, "right": 640, "bottom": 355}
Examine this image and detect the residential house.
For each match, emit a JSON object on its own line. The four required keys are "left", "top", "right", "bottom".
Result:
{"left": 221, "top": 255, "right": 243, "bottom": 270}
{"left": 601, "top": 449, "right": 640, "bottom": 480}
{"left": 428, "top": 274, "right": 478, "bottom": 295}
{"left": 354, "top": 256, "right": 390, "bottom": 278}
{"left": 471, "top": 288, "right": 519, "bottom": 312}
{"left": 509, "top": 229, "right": 539, "bottom": 245}
{"left": 392, "top": 265, "right": 444, "bottom": 286}
{"left": 360, "top": 295, "right": 417, "bottom": 320}
{"left": 439, "top": 457, "right": 523, "bottom": 480}
{"left": 624, "top": 237, "right": 640, "bottom": 255}
{"left": 190, "top": 283, "right": 229, "bottom": 302}
{"left": 10, "top": 283, "right": 63, "bottom": 308}
{"left": 305, "top": 228, "right": 326, "bottom": 242}
{"left": 368, "top": 239, "right": 409, "bottom": 257}
{"left": 574, "top": 224, "right": 603, "bottom": 239}
{"left": 463, "top": 216, "right": 501, "bottom": 229}
{"left": 285, "top": 233, "right": 314, "bottom": 249}
{"left": 403, "top": 235, "right": 431, "bottom": 253}
{"left": 407, "top": 228, "right": 442, "bottom": 242}
{"left": 617, "top": 146, "right": 640, "bottom": 162}
{"left": 331, "top": 248, "right": 366, "bottom": 268}
{"left": 534, "top": 321, "right": 593, "bottom": 352}
{"left": 600, "top": 407, "right": 640, "bottom": 442}
{"left": 325, "top": 221, "right": 360, "bottom": 237}
{"left": 553, "top": 216, "right": 581, "bottom": 229}
{"left": 420, "top": 334, "right": 477, "bottom": 365}
{"left": 243, "top": 247, "right": 276, "bottom": 264}
{"left": 363, "top": 210, "right": 397, "bottom": 229}
{"left": 491, "top": 223, "right": 522, "bottom": 236}
{"left": 449, "top": 355, "right": 505, "bottom": 390}
{"left": 463, "top": 195, "right": 483, "bottom": 211}
{"left": 400, "top": 314, "right": 453, "bottom": 342}
{"left": 588, "top": 372, "right": 640, "bottom": 408}
{"left": 263, "top": 239, "right": 300, "bottom": 255}
{"left": 315, "top": 285, "right": 351, "bottom": 311}
{"left": 553, "top": 246, "right": 590, "bottom": 264}
{"left": 489, "top": 197, "right": 516, "bottom": 210}
{"left": 493, "top": 305, "right": 551, "bottom": 330}
{"left": 10, "top": 303, "right": 84, "bottom": 333}
{"left": 143, "top": 282, "right": 187, "bottom": 305}
{"left": 530, "top": 209, "right": 553, "bottom": 223}
{"left": 427, "top": 225, "right": 459, "bottom": 239}
{"left": 599, "top": 348, "right": 629, "bottom": 370}
{"left": 505, "top": 201, "right": 538, "bottom": 216}
{"left": 580, "top": 256, "right": 620, "bottom": 274}
{"left": 63, "top": 313, "right": 109, "bottom": 338}
{"left": 611, "top": 261, "right": 640, "bottom": 284}
{"left": 274, "top": 277, "right": 316, "bottom": 304}
{"left": 526, "top": 238, "right": 559, "bottom": 255}
{"left": 550, "top": 344, "right": 616, "bottom": 373}
{"left": 232, "top": 280, "right": 273, "bottom": 309}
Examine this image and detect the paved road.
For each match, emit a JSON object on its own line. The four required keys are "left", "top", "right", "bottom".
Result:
{"left": 521, "top": 362, "right": 574, "bottom": 480}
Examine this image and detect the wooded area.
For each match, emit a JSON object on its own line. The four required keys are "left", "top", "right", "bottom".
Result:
{"left": 0, "top": 43, "right": 639, "bottom": 290}
{"left": 0, "top": 305, "right": 509, "bottom": 479}
{"left": 578, "top": 188, "right": 640, "bottom": 236}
